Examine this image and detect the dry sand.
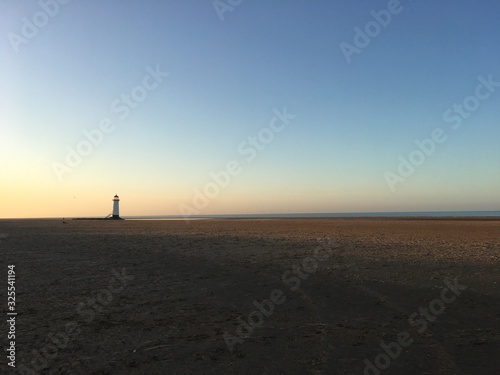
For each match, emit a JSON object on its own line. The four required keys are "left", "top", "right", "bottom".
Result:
{"left": 0, "top": 218, "right": 499, "bottom": 374}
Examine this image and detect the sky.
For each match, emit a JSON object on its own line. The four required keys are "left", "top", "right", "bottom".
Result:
{"left": 1, "top": 0, "right": 500, "bottom": 218}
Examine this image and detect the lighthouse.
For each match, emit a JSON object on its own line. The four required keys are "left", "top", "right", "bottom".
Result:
{"left": 112, "top": 194, "right": 121, "bottom": 219}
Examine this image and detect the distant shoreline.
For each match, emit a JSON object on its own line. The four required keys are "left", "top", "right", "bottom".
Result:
{"left": 72, "top": 217, "right": 124, "bottom": 221}
{"left": 1, "top": 212, "right": 500, "bottom": 221}
{"left": 123, "top": 211, "right": 500, "bottom": 220}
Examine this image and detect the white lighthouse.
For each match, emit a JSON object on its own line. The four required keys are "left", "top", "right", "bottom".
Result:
{"left": 112, "top": 194, "right": 121, "bottom": 219}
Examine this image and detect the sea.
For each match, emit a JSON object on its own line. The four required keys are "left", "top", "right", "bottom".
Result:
{"left": 123, "top": 211, "right": 500, "bottom": 220}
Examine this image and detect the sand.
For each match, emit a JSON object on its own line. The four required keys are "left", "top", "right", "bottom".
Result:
{"left": 0, "top": 218, "right": 498, "bottom": 374}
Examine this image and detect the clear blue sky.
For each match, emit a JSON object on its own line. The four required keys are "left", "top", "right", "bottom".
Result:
{"left": 1, "top": 0, "right": 499, "bottom": 218}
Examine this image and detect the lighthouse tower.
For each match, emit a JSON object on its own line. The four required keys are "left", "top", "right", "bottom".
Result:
{"left": 112, "top": 195, "right": 121, "bottom": 219}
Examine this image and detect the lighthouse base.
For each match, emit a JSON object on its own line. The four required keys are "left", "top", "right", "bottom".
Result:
{"left": 111, "top": 215, "right": 123, "bottom": 220}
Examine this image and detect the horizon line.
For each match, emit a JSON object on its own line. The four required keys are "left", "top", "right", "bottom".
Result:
{"left": 2, "top": 210, "right": 500, "bottom": 220}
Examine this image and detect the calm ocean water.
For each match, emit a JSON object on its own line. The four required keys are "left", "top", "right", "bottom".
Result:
{"left": 124, "top": 211, "right": 500, "bottom": 220}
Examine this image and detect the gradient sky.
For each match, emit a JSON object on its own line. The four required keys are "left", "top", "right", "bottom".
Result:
{"left": 1, "top": 0, "right": 500, "bottom": 218}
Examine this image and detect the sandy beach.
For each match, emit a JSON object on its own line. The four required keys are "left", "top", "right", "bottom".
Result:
{"left": 0, "top": 218, "right": 499, "bottom": 374}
